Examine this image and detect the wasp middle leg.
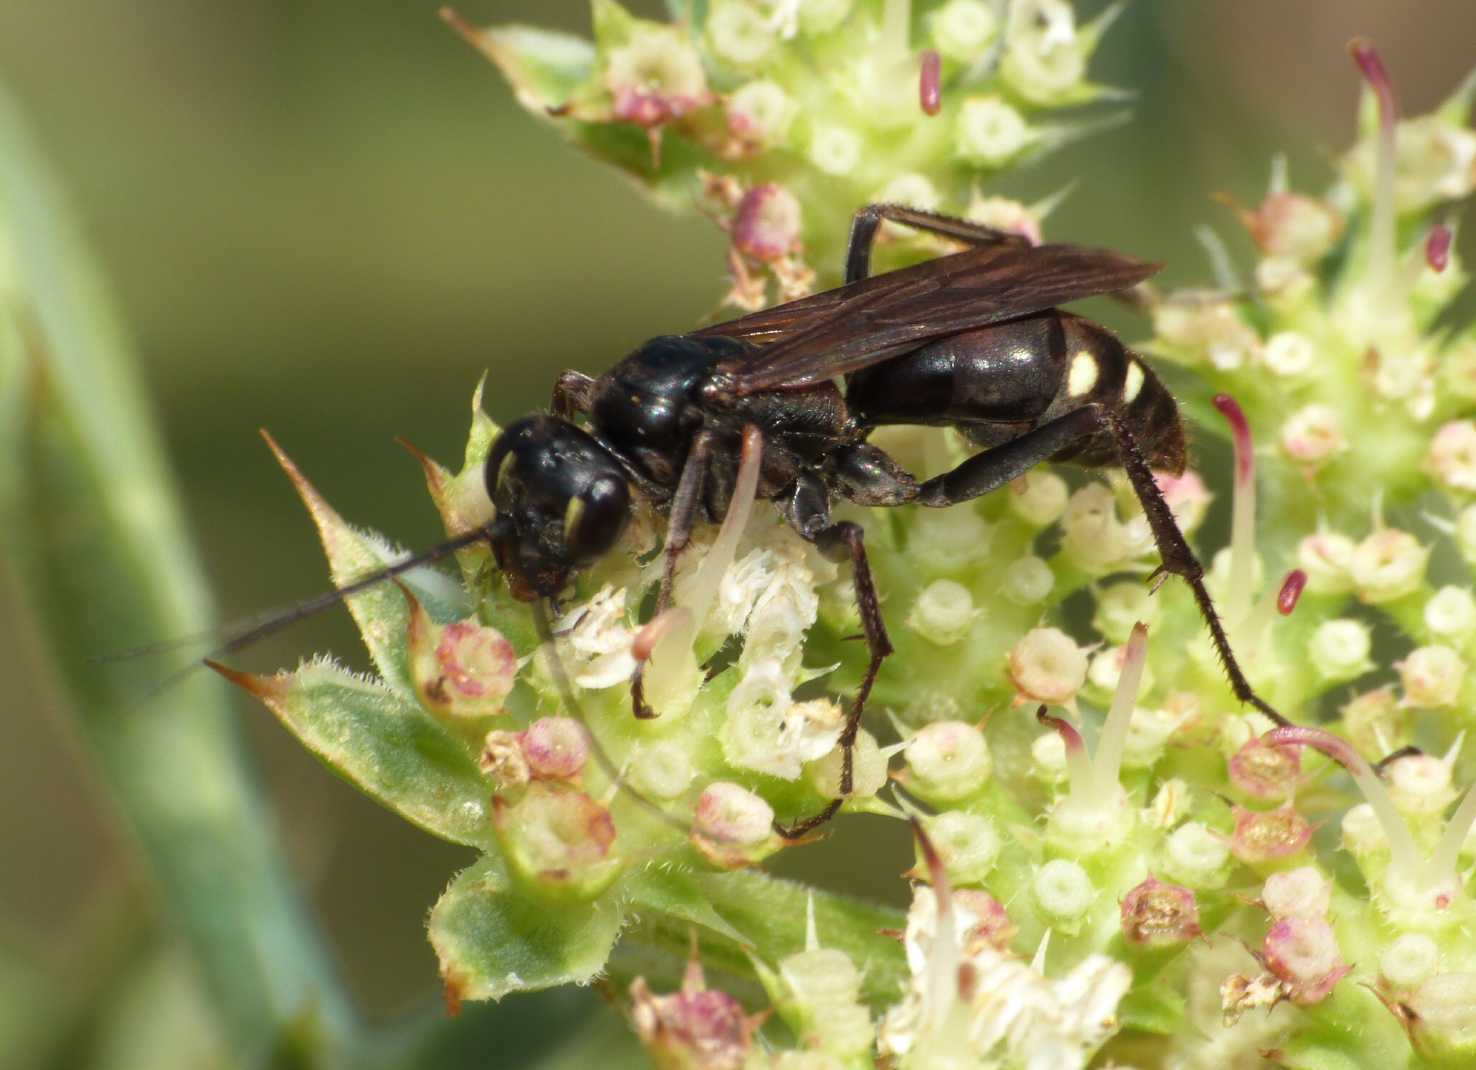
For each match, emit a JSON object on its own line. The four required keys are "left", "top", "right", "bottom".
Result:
{"left": 844, "top": 202, "right": 1029, "bottom": 283}
{"left": 772, "top": 462, "right": 911, "bottom": 839}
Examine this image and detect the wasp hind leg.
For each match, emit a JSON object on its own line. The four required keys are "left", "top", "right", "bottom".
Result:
{"left": 915, "top": 404, "right": 1289, "bottom": 727}
{"left": 845, "top": 203, "right": 1029, "bottom": 283}
{"left": 773, "top": 470, "right": 896, "bottom": 839}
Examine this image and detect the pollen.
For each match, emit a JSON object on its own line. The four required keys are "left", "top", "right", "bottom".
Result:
{"left": 1067, "top": 350, "right": 1098, "bottom": 396}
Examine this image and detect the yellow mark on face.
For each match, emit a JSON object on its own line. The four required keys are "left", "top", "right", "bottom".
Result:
{"left": 1067, "top": 350, "right": 1098, "bottom": 397}
{"left": 563, "top": 495, "right": 586, "bottom": 544}
{"left": 495, "top": 450, "right": 517, "bottom": 490}
{"left": 1123, "top": 360, "right": 1145, "bottom": 404}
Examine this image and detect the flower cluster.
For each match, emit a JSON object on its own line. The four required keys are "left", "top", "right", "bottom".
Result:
{"left": 222, "top": 14, "right": 1476, "bottom": 1070}
{"left": 445, "top": 0, "right": 1126, "bottom": 306}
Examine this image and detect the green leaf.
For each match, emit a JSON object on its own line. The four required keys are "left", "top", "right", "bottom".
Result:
{"left": 429, "top": 855, "right": 627, "bottom": 1004}
{"left": 215, "top": 658, "right": 496, "bottom": 848}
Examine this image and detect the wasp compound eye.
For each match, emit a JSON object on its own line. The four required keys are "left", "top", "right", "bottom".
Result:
{"left": 564, "top": 475, "right": 630, "bottom": 564}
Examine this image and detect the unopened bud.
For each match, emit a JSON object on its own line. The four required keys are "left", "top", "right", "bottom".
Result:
{"left": 918, "top": 811, "right": 1002, "bottom": 886}
{"left": 1309, "top": 618, "right": 1374, "bottom": 681}
{"left": 999, "top": 0, "right": 1087, "bottom": 105}
{"left": 808, "top": 124, "right": 862, "bottom": 176}
{"left": 1261, "top": 917, "right": 1349, "bottom": 1004}
{"left": 1280, "top": 404, "right": 1347, "bottom": 467}
{"left": 1032, "top": 730, "right": 1068, "bottom": 785}
{"left": 1262, "top": 866, "right": 1332, "bottom": 920}
{"left": 1384, "top": 751, "right": 1457, "bottom": 815}
{"left": 932, "top": 0, "right": 999, "bottom": 62}
{"left": 1122, "top": 707, "right": 1183, "bottom": 771}
{"left": 693, "top": 782, "right": 779, "bottom": 866}
{"left": 1397, "top": 645, "right": 1467, "bottom": 709}
{"left": 1425, "top": 586, "right": 1476, "bottom": 639}
{"left": 1231, "top": 804, "right": 1313, "bottom": 866}
{"left": 908, "top": 506, "right": 992, "bottom": 573}
{"left": 956, "top": 96, "right": 1031, "bottom": 167}
{"left": 628, "top": 741, "right": 695, "bottom": 801}
{"left": 1380, "top": 933, "right": 1440, "bottom": 992}
{"left": 1426, "top": 420, "right": 1476, "bottom": 493}
{"left": 1163, "top": 821, "right": 1232, "bottom": 889}
{"left": 1033, "top": 858, "right": 1095, "bottom": 932}
{"left": 905, "top": 721, "right": 991, "bottom": 802}
{"left": 1008, "top": 627, "right": 1089, "bottom": 706}
{"left": 726, "top": 80, "right": 796, "bottom": 149}
{"left": 1243, "top": 193, "right": 1343, "bottom": 262}
{"left": 907, "top": 579, "right": 977, "bottom": 645}
{"left": 520, "top": 717, "right": 589, "bottom": 781}
{"left": 1262, "top": 330, "right": 1318, "bottom": 378}
{"left": 1061, "top": 483, "right": 1130, "bottom": 573}
{"left": 1008, "top": 469, "right": 1069, "bottom": 526}
{"left": 1120, "top": 876, "right": 1201, "bottom": 947}
{"left": 1093, "top": 581, "right": 1158, "bottom": 643}
{"left": 706, "top": 2, "right": 777, "bottom": 69}
{"left": 1351, "top": 528, "right": 1429, "bottom": 603}
{"left": 1297, "top": 531, "right": 1358, "bottom": 596}
{"left": 1341, "top": 802, "right": 1388, "bottom": 857}
{"left": 1002, "top": 554, "right": 1054, "bottom": 604}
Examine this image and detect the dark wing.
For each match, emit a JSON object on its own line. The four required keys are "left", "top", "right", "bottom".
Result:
{"left": 697, "top": 242, "right": 1160, "bottom": 395}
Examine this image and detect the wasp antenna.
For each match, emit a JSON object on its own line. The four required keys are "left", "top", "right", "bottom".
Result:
{"left": 531, "top": 599, "right": 689, "bottom": 834}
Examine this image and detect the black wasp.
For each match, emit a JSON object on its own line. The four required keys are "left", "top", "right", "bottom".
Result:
{"left": 217, "top": 204, "right": 1283, "bottom": 838}
{"left": 479, "top": 203, "right": 1284, "bottom": 836}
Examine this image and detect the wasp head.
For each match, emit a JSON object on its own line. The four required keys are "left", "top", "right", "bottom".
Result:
{"left": 486, "top": 415, "right": 632, "bottom": 601}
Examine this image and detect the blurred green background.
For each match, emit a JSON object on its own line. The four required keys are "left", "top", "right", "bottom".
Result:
{"left": 2, "top": 1, "right": 1473, "bottom": 1065}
